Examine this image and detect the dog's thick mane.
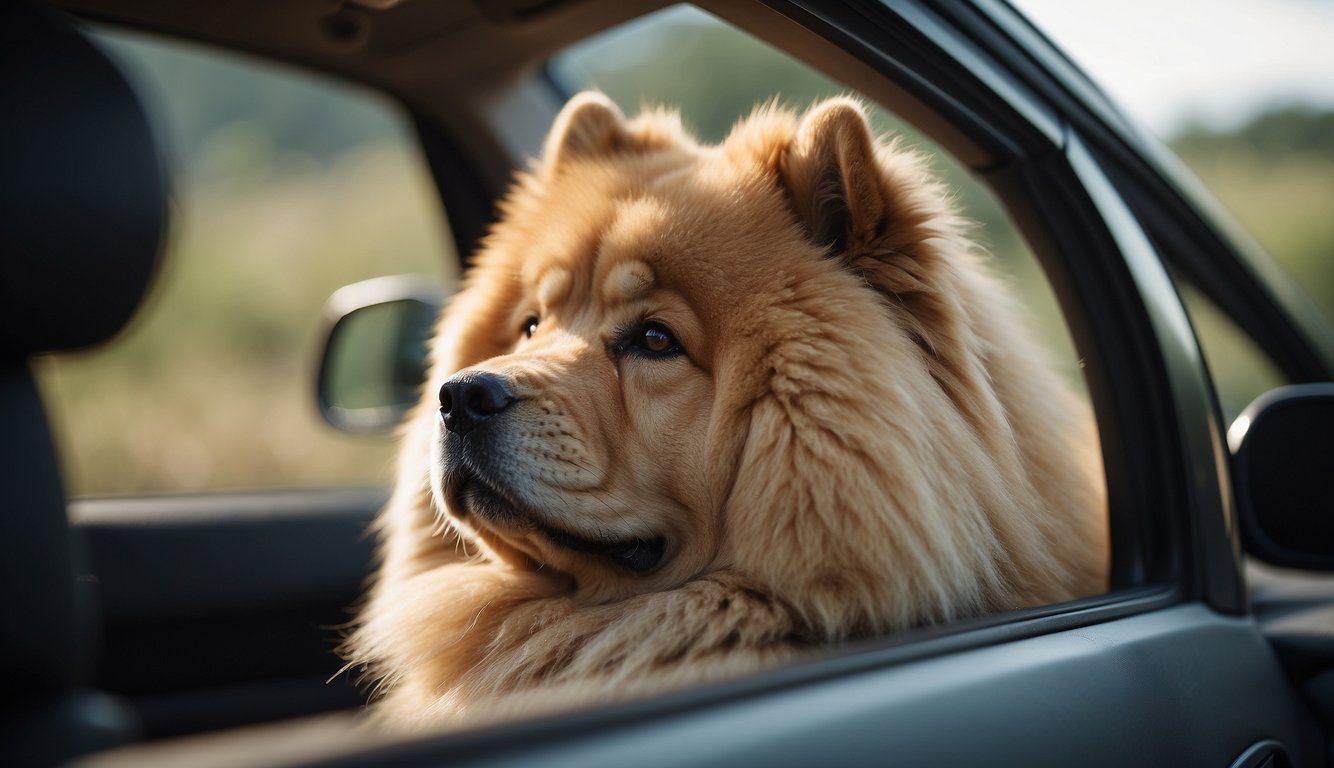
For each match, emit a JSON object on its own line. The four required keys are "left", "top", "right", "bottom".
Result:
{"left": 345, "top": 96, "right": 1107, "bottom": 730}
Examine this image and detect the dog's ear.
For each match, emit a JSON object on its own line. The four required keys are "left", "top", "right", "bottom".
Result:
{"left": 779, "top": 98, "right": 888, "bottom": 257}
{"left": 779, "top": 99, "right": 991, "bottom": 432}
{"left": 542, "top": 91, "right": 628, "bottom": 178}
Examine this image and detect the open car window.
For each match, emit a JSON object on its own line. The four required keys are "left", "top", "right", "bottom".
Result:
{"left": 542, "top": 5, "right": 1115, "bottom": 617}
{"left": 550, "top": 1, "right": 1109, "bottom": 540}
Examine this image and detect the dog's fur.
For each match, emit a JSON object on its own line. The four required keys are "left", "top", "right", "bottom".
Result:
{"left": 346, "top": 93, "right": 1108, "bottom": 729}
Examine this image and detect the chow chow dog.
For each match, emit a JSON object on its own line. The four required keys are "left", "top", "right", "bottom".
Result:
{"left": 346, "top": 92, "right": 1108, "bottom": 729}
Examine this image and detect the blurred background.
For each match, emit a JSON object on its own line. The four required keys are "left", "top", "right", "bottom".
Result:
{"left": 1015, "top": 0, "right": 1334, "bottom": 426}
{"left": 35, "top": 3, "right": 1333, "bottom": 497}
{"left": 36, "top": 29, "right": 455, "bottom": 494}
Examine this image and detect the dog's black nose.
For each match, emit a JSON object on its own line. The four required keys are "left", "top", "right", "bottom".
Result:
{"left": 439, "top": 372, "right": 516, "bottom": 434}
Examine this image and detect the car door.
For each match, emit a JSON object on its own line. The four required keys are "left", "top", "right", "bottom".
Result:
{"left": 256, "top": 1, "right": 1324, "bottom": 765}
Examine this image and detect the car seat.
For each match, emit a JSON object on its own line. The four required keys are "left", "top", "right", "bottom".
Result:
{"left": 0, "top": 2, "right": 167, "bottom": 765}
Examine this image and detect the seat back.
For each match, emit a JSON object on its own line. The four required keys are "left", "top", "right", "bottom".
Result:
{"left": 0, "top": 3, "right": 167, "bottom": 765}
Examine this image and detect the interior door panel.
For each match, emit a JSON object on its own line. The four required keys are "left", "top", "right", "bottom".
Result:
{"left": 69, "top": 488, "right": 383, "bottom": 739}
{"left": 1250, "top": 563, "right": 1334, "bottom": 765}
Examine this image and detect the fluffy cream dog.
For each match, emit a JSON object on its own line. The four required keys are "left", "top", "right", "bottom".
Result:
{"left": 346, "top": 92, "right": 1108, "bottom": 729}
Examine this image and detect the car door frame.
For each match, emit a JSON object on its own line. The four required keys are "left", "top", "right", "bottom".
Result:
{"left": 288, "top": 0, "right": 1322, "bottom": 764}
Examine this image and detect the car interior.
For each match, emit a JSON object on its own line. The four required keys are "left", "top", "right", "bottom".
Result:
{"left": 1, "top": 3, "right": 169, "bottom": 763}
{"left": 5, "top": 1, "right": 1334, "bottom": 767}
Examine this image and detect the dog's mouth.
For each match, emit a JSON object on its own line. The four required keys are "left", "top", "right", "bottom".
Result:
{"left": 449, "top": 467, "right": 665, "bottom": 573}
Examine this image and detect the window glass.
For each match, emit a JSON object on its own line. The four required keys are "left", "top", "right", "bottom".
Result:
{"left": 34, "top": 29, "right": 455, "bottom": 496}
{"left": 1173, "top": 120, "right": 1329, "bottom": 415}
{"left": 1171, "top": 114, "right": 1334, "bottom": 325}
{"left": 550, "top": 6, "right": 1088, "bottom": 393}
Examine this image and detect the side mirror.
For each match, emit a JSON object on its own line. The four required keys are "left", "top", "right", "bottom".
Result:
{"left": 1230, "top": 383, "right": 1334, "bottom": 570}
{"left": 316, "top": 275, "right": 444, "bottom": 434}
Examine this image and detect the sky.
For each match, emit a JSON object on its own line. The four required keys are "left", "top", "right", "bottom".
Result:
{"left": 1011, "top": 0, "right": 1334, "bottom": 136}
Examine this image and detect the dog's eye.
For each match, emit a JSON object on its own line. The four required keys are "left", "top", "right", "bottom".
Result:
{"left": 522, "top": 316, "right": 539, "bottom": 339}
{"left": 631, "top": 321, "right": 681, "bottom": 358}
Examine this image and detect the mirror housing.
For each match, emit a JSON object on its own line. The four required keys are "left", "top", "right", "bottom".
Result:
{"left": 316, "top": 275, "right": 444, "bottom": 434}
{"left": 1230, "top": 383, "right": 1334, "bottom": 571}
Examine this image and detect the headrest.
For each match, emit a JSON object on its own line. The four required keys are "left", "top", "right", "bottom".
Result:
{"left": 0, "top": 3, "right": 166, "bottom": 355}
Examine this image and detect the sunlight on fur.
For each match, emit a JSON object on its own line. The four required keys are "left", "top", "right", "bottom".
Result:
{"left": 343, "top": 92, "right": 1108, "bottom": 730}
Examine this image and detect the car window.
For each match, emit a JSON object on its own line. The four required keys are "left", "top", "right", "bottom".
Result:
{"left": 1171, "top": 114, "right": 1334, "bottom": 327}
{"left": 549, "top": 6, "right": 1110, "bottom": 605}
{"left": 34, "top": 29, "right": 455, "bottom": 496}
{"left": 1170, "top": 118, "right": 1326, "bottom": 418}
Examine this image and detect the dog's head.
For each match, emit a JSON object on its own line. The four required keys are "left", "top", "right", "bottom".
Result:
{"left": 423, "top": 92, "right": 1074, "bottom": 625}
